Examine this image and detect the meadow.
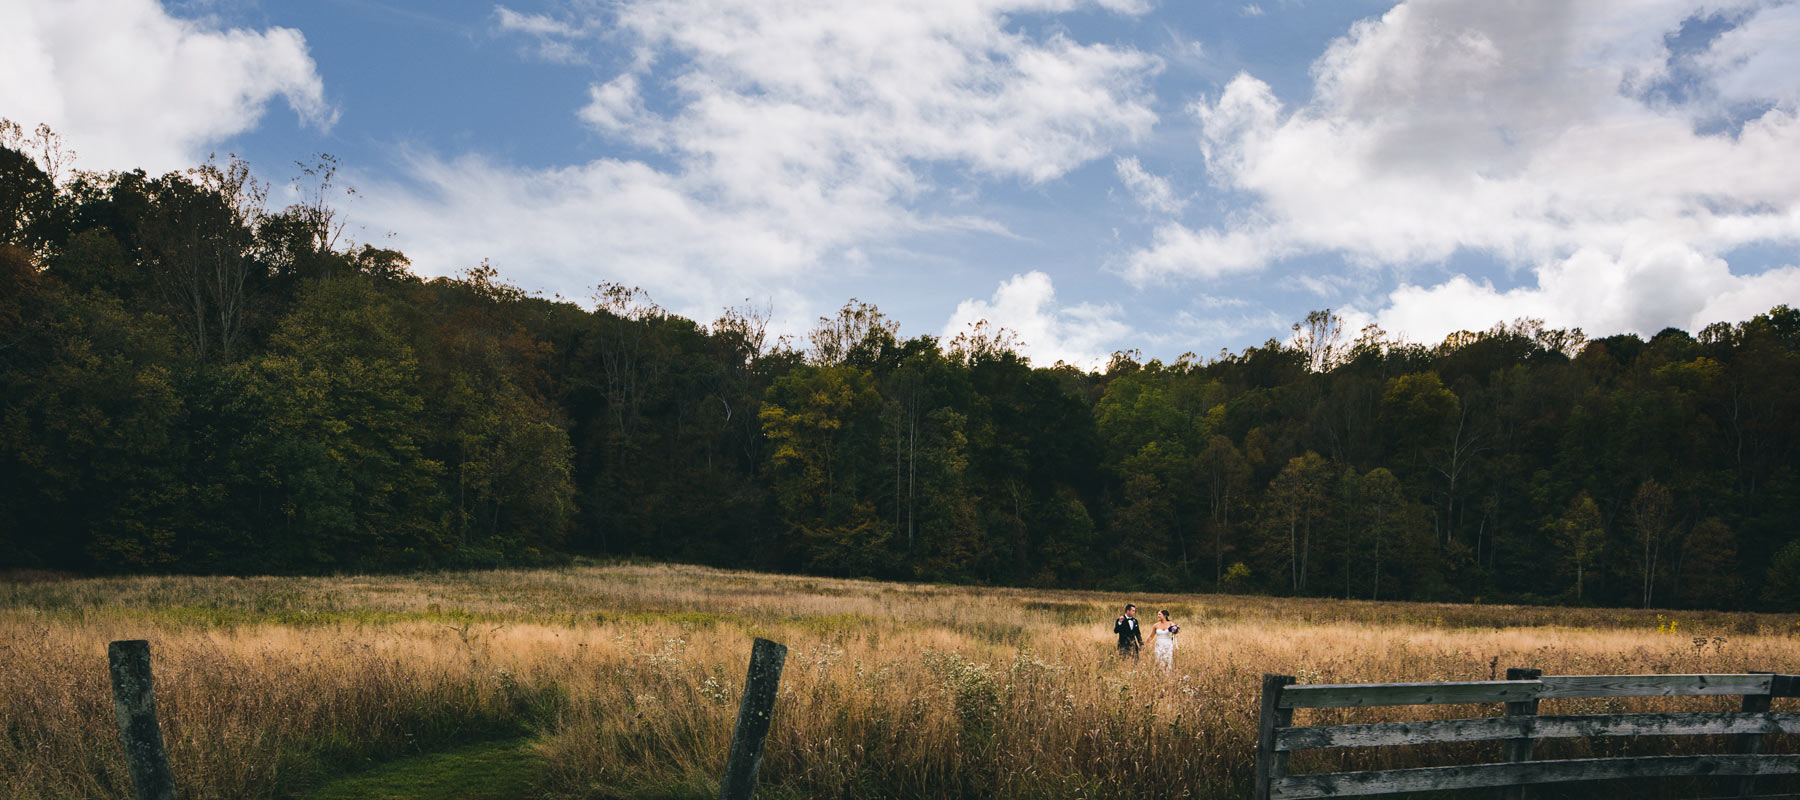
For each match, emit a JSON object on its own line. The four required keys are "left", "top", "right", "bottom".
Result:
{"left": 5, "top": 563, "right": 1800, "bottom": 800}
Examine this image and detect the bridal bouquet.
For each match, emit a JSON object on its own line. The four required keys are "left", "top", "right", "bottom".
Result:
{"left": 1168, "top": 624, "right": 1180, "bottom": 635}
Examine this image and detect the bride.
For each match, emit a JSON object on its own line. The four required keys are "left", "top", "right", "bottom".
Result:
{"left": 1149, "top": 609, "right": 1178, "bottom": 670}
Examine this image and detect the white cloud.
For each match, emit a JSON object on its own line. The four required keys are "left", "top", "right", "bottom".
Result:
{"left": 1697, "top": 2, "right": 1800, "bottom": 111}
{"left": 943, "top": 271, "right": 1132, "bottom": 368}
{"left": 493, "top": 5, "right": 598, "bottom": 64}
{"left": 594, "top": 0, "right": 1160, "bottom": 199}
{"left": 1347, "top": 247, "right": 1800, "bottom": 346}
{"left": 1122, "top": 223, "right": 1281, "bottom": 281}
{"left": 386, "top": 0, "right": 1160, "bottom": 343}
{"left": 0, "top": 0, "right": 331, "bottom": 174}
{"left": 1115, "top": 156, "right": 1185, "bottom": 214}
{"left": 1123, "top": 0, "right": 1800, "bottom": 341}
{"left": 1161, "top": 306, "right": 1287, "bottom": 353}
{"left": 577, "top": 74, "right": 666, "bottom": 149}
{"left": 493, "top": 6, "right": 585, "bottom": 38}
{"left": 354, "top": 152, "right": 822, "bottom": 332}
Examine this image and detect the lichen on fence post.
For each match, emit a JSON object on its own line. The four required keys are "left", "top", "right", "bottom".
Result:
{"left": 108, "top": 639, "right": 178, "bottom": 800}
{"left": 719, "top": 637, "right": 787, "bottom": 800}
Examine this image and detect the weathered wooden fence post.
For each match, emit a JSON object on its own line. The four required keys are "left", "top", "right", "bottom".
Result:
{"left": 1501, "top": 667, "right": 1542, "bottom": 800}
{"left": 1734, "top": 670, "right": 1776, "bottom": 799}
{"left": 108, "top": 640, "right": 178, "bottom": 800}
{"left": 719, "top": 637, "right": 787, "bottom": 800}
{"left": 1255, "top": 673, "right": 1297, "bottom": 800}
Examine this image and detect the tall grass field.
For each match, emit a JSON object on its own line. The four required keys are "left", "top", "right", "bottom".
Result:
{"left": 5, "top": 563, "right": 1800, "bottom": 799}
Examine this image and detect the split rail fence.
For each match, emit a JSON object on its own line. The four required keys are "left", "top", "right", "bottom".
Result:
{"left": 1257, "top": 669, "right": 1800, "bottom": 799}
{"left": 107, "top": 639, "right": 1800, "bottom": 800}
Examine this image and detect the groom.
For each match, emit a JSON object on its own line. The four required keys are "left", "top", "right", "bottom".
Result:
{"left": 1114, "top": 603, "right": 1142, "bottom": 660}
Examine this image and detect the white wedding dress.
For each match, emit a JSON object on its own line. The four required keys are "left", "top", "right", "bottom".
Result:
{"left": 1152, "top": 628, "right": 1175, "bottom": 669}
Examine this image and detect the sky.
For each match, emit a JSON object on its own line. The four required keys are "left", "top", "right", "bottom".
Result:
{"left": 3, "top": 0, "right": 1798, "bottom": 368}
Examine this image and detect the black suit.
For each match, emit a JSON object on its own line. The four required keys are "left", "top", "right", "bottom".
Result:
{"left": 1114, "top": 614, "right": 1142, "bottom": 657}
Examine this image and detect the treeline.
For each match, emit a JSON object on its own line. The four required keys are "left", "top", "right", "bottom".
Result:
{"left": 2, "top": 130, "right": 1797, "bottom": 609}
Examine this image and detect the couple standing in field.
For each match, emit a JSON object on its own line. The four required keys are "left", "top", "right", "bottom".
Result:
{"left": 1113, "top": 603, "right": 1178, "bottom": 669}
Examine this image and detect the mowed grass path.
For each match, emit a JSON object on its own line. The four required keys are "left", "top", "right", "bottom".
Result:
{"left": 5, "top": 563, "right": 1800, "bottom": 799}
{"left": 302, "top": 738, "right": 544, "bottom": 800}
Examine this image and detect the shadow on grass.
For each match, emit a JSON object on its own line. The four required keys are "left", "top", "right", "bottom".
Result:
{"left": 300, "top": 737, "right": 545, "bottom": 800}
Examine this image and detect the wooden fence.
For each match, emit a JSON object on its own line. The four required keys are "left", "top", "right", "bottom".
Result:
{"left": 1257, "top": 670, "right": 1800, "bottom": 800}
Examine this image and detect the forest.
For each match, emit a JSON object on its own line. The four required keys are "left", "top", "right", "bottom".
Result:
{"left": 2, "top": 124, "right": 1797, "bottom": 610}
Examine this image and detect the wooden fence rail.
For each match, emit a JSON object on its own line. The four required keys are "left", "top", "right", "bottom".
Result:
{"left": 1257, "top": 671, "right": 1800, "bottom": 800}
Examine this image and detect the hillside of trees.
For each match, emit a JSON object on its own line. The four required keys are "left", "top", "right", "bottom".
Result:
{"left": 3, "top": 127, "right": 1798, "bottom": 610}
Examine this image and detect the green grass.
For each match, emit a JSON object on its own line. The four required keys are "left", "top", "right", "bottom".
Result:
{"left": 300, "top": 738, "right": 546, "bottom": 800}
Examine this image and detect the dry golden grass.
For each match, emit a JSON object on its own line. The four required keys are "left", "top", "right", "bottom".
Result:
{"left": 4, "top": 564, "right": 1800, "bottom": 799}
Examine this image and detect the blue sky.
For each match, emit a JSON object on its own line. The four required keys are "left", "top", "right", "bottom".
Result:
{"left": 4, "top": 0, "right": 1798, "bottom": 367}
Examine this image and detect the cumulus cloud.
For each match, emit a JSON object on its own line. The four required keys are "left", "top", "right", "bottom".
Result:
{"left": 354, "top": 150, "right": 834, "bottom": 331}
{"left": 379, "top": 0, "right": 1159, "bottom": 338}
{"left": 1125, "top": 222, "right": 1285, "bottom": 281}
{"left": 578, "top": 74, "right": 666, "bottom": 149}
{"left": 1344, "top": 251, "right": 1800, "bottom": 347}
{"left": 943, "top": 271, "right": 1132, "bottom": 368}
{"left": 590, "top": 0, "right": 1159, "bottom": 210}
{"left": 1124, "top": 0, "right": 1800, "bottom": 341}
{"left": 0, "top": 0, "right": 331, "bottom": 174}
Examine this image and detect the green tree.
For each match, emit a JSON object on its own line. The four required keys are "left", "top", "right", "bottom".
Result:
{"left": 912, "top": 407, "right": 984, "bottom": 581}
{"left": 809, "top": 299, "right": 898, "bottom": 366}
{"left": 1630, "top": 478, "right": 1674, "bottom": 607}
{"left": 1678, "top": 517, "right": 1739, "bottom": 608}
{"left": 1380, "top": 371, "right": 1486, "bottom": 552}
{"left": 232, "top": 276, "right": 446, "bottom": 570}
{"left": 1260, "top": 452, "right": 1334, "bottom": 593}
{"left": 1094, "top": 366, "right": 1188, "bottom": 459}
{"left": 0, "top": 286, "right": 188, "bottom": 570}
{"left": 1112, "top": 440, "right": 1187, "bottom": 588}
{"left": 881, "top": 340, "right": 961, "bottom": 557}
{"left": 1351, "top": 467, "right": 1427, "bottom": 601}
{"left": 0, "top": 132, "right": 63, "bottom": 255}
{"left": 1764, "top": 539, "right": 1800, "bottom": 612}
{"left": 424, "top": 266, "right": 575, "bottom": 563}
{"left": 136, "top": 165, "right": 263, "bottom": 363}
{"left": 1196, "top": 434, "right": 1250, "bottom": 586}
{"left": 1547, "top": 492, "right": 1606, "bottom": 602}
{"left": 1027, "top": 485, "right": 1096, "bottom": 587}
{"left": 761, "top": 363, "right": 891, "bottom": 575}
